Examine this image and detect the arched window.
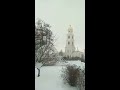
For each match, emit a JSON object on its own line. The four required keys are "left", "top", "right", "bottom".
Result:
{"left": 68, "top": 36, "right": 70, "bottom": 39}
{"left": 68, "top": 42, "right": 70, "bottom": 45}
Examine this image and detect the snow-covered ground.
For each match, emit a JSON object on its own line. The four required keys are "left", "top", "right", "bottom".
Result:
{"left": 55, "top": 60, "right": 85, "bottom": 70}
{"left": 35, "top": 60, "right": 85, "bottom": 90}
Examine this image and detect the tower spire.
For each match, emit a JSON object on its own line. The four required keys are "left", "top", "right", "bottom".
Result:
{"left": 65, "top": 25, "right": 75, "bottom": 57}
{"left": 68, "top": 25, "right": 73, "bottom": 32}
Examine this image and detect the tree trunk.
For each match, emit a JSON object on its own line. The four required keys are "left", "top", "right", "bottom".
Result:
{"left": 37, "top": 68, "right": 40, "bottom": 77}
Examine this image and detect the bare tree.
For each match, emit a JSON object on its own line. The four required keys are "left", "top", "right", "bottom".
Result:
{"left": 35, "top": 19, "right": 59, "bottom": 77}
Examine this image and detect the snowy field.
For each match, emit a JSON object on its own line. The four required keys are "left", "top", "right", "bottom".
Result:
{"left": 35, "top": 60, "right": 85, "bottom": 90}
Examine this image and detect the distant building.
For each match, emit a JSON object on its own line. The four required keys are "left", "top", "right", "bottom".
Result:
{"left": 64, "top": 25, "right": 84, "bottom": 58}
{"left": 59, "top": 50, "right": 64, "bottom": 56}
{"left": 72, "top": 48, "right": 83, "bottom": 58}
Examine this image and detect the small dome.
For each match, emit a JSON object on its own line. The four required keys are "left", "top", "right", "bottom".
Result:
{"left": 68, "top": 25, "right": 73, "bottom": 32}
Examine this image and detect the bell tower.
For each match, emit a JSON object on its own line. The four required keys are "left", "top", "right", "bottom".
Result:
{"left": 65, "top": 25, "right": 75, "bottom": 57}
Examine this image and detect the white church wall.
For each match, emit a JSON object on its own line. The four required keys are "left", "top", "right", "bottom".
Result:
{"left": 64, "top": 25, "right": 84, "bottom": 59}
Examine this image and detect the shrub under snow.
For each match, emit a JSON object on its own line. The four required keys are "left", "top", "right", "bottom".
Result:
{"left": 61, "top": 64, "right": 85, "bottom": 90}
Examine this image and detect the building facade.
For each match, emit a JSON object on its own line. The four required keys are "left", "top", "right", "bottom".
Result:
{"left": 64, "top": 25, "right": 84, "bottom": 58}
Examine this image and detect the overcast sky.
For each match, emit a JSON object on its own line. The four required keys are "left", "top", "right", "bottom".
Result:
{"left": 35, "top": 0, "right": 85, "bottom": 52}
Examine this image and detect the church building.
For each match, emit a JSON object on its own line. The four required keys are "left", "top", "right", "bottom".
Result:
{"left": 64, "top": 25, "right": 84, "bottom": 58}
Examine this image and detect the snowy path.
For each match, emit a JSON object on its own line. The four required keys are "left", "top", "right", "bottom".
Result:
{"left": 35, "top": 66, "right": 77, "bottom": 90}
{"left": 35, "top": 61, "right": 85, "bottom": 90}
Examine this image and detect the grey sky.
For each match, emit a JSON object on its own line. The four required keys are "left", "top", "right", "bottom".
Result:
{"left": 35, "top": 0, "right": 85, "bottom": 52}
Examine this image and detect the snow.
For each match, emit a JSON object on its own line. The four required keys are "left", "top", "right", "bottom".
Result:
{"left": 35, "top": 63, "right": 43, "bottom": 68}
{"left": 66, "top": 60, "right": 85, "bottom": 70}
{"left": 35, "top": 60, "right": 85, "bottom": 90}
{"left": 35, "top": 68, "right": 38, "bottom": 77}
{"left": 55, "top": 60, "right": 85, "bottom": 70}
